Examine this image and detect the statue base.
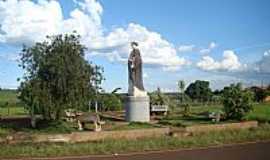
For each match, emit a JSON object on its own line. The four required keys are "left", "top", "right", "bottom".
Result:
{"left": 124, "top": 96, "right": 150, "bottom": 122}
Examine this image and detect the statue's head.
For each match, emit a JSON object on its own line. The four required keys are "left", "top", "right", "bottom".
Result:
{"left": 131, "top": 41, "right": 139, "bottom": 49}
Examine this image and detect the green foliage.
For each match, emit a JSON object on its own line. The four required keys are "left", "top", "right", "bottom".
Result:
{"left": 185, "top": 80, "right": 212, "bottom": 102}
{"left": 178, "top": 80, "right": 186, "bottom": 104}
{"left": 249, "top": 86, "right": 269, "bottom": 102}
{"left": 33, "top": 120, "right": 76, "bottom": 134}
{"left": 0, "top": 107, "right": 26, "bottom": 116}
{"left": 245, "top": 103, "right": 270, "bottom": 123}
{"left": 100, "top": 93, "right": 122, "bottom": 111}
{"left": 223, "top": 83, "right": 254, "bottom": 120}
{"left": 211, "top": 95, "right": 222, "bottom": 103}
{"left": 182, "top": 103, "right": 191, "bottom": 117}
{"left": 0, "top": 90, "right": 21, "bottom": 107}
{"left": 18, "top": 33, "right": 104, "bottom": 120}
{"left": 149, "top": 87, "right": 168, "bottom": 105}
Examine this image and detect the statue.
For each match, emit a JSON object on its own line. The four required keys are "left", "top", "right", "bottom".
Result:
{"left": 128, "top": 42, "right": 147, "bottom": 97}
{"left": 125, "top": 42, "right": 150, "bottom": 122}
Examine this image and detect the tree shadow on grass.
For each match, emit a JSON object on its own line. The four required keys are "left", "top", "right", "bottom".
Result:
{"left": 0, "top": 117, "right": 77, "bottom": 134}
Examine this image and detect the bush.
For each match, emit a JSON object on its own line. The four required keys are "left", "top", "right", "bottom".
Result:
{"left": 223, "top": 83, "right": 254, "bottom": 120}
{"left": 149, "top": 87, "right": 169, "bottom": 106}
{"left": 101, "top": 94, "right": 122, "bottom": 111}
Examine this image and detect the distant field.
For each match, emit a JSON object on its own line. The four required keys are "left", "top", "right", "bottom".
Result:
{"left": 0, "top": 90, "right": 27, "bottom": 116}
{"left": 0, "top": 107, "right": 27, "bottom": 116}
{"left": 0, "top": 90, "right": 18, "bottom": 103}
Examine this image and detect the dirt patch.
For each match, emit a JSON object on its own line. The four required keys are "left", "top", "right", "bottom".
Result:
{"left": 32, "top": 127, "right": 170, "bottom": 143}
{"left": 185, "top": 121, "right": 258, "bottom": 133}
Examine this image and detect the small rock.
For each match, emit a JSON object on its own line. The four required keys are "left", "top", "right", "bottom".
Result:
{"left": 6, "top": 135, "right": 13, "bottom": 141}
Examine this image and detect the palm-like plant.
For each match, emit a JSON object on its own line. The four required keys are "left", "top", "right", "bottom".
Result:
{"left": 178, "top": 80, "right": 185, "bottom": 104}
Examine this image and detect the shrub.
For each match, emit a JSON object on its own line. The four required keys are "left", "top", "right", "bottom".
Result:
{"left": 149, "top": 87, "right": 169, "bottom": 105}
{"left": 222, "top": 83, "right": 254, "bottom": 120}
{"left": 101, "top": 94, "right": 122, "bottom": 111}
{"left": 182, "top": 104, "right": 191, "bottom": 117}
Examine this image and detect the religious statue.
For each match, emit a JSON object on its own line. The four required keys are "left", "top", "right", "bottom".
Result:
{"left": 128, "top": 42, "right": 147, "bottom": 97}
{"left": 125, "top": 42, "right": 150, "bottom": 122}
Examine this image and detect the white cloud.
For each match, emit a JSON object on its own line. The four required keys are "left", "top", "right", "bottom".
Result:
{"left": 209, "top": 42, "right": 217, "bottom": 49}
{"left": 0, "top": 0, "right": 189, "bottom": 71}
{"left": 199, "top": 42, "right": 217, "bottom": 54}
{"left": 264, "top": 50, "right": 270, "bottom": 56}
{"left": 143, "top": 73, "right": 149, "bottom": 79}
{"left": 178, "top": 44, "right": 195, "bottom": 52}
{"left": 0, "top": 52, "right": 19, "bottom": 62}
{"left": 89, "top": 23, "right": 190, "bottom": 71}
{"left": 255, "top": 50, "right": 270, "bottom": 74}
{"left": 0, "top": 0, "right": 63, "bottom": 44}
{"left": 197, "top": 50, "right": 243, "bottom": 71}
{"left": 199, "top": 48, "right": 211, "bottom": 54}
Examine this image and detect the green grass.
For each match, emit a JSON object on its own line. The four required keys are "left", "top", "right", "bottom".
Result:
{"left": 0, "top": 90, "right": 18, "bottom": 103}
{"left": 188, "top": 104, "right": 223, "bottom": 114}
{"left": 1, "top": 124, "right": 270, "bottom": 158}
{"left": 245, "top": 103, "right": 270, "bottom": 122}
{"left": 0, "top": 106, "right": 27, "bottom": 116}
{"left": 110, "top": 122, "right": 159, "bottom": 131}
{"left": 160, "top": 104, "right": 223, "bottom": 127}
{"left": 0, "top": 121, "right": 158, "bottom": 137}
{"left": 0, "top": 120, "right": 78, "bottom": 137}
{"left": 0, "top": 89, "right": 269, "bottom": 136}
{"left": 0, "top": 90, "right": 27, "bottom": 116}
{"left": 161, "top": 103, "right": 270, "bottom": 127}
{"left": 0, "top": 91, "right": 269, "bottom": 158}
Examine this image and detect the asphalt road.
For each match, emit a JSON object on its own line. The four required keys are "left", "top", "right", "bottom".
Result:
{"left": 25, "top": 141, "right": 270, "bottom": 160}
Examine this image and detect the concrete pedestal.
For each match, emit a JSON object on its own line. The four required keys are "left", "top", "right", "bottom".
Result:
{"left": 125, "top": 96, "right": 150, "bottom": 122}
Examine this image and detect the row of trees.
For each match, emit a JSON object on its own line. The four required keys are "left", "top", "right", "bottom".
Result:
{"left": 249, "top": 86, "right": 270, "bottom": 102}
{"left": 151, "top": 81, "right": 257, "bottom": 120}
{"left": 176, "top": 80, "right": 270, "bottom": 104}
{"left": 176, "top": 80, "right": 213, "bottom": 104}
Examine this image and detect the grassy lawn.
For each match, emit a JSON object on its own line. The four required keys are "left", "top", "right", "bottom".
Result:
{"left": 0, "top": 90, "right": 18, "bottom": 103}
{"left": 0, "top": 89, "right": 269, "bottom": 139}
{"left": 245, "top": 103, "right": 270, "bottom": 122}
{"left": 0, "top": 120, "right": 78, "bottom": 137}
{"left": 0, "top": 106, "right": 27, "bottom": 116}
{"left": 0, "top": 90, "right": 27, "bottom": 116}
{"left": 159, "top": 103, "right": 270, "bottom": 127}
{"left": 0, "top": 102, "right": 269, "bottom": 136}
{"left": 0, "top": 90, "right": 269, "bottom": 158}
{"left": 160, "top": 104, "right": 226, "bottom": 127}
{"left": 0, "top": 123, "right": 270, "bottom": 158}
{"left": 108, "top": 122, "right": 160, "bottom": 131}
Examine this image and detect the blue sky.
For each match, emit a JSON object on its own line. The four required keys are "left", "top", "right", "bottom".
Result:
{"left": 0, "top": 0, "right": 270, "bottom": 92}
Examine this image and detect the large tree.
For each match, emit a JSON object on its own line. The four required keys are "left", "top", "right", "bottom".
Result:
{"left": 223, "top": 83, "right": 254, "bottom": 120}
{"left": 18, "top": 33, "right": 103, "bottom": 123}
{"left": 185, "top": 80, "right": 212, "bottom": 102}
{"left": 249, "top": 86, "right": 269, "bottom": 102}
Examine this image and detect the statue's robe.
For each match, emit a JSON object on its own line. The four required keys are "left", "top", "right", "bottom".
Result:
{"left": 128, "top": 48, "right": 145, "bottom": 94}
